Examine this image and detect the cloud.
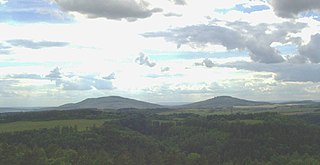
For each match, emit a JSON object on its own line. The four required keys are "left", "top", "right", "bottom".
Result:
{"left": 146, "top": 73, "right": 183, "bottom": 78}
{"left": 0, "top": 80, "right": 18, "bottom": 88}
{"left": 143, "top": 25, "right": 245, "bottom": 50}
{"left": 269, "top": 0, "right": 320, "bottom": 18}
{"left": 103, "top": 72, "right": 116, "bottom": 80}
{"left": 286, "top": 55, "right": 308, "bottom": 64}
{"left": 7, "top": 39, "right": 69, "bottom": 49}
{"left": 7, "top": 74, "right": 43, "bottom": 79}
{"left": 221, "top": 61, "right": 320, "bottom": 82}
{"left": 46, "top": 67, "right": 114, "bottom": 90}
{"left": 169, "top": 0, "right": 186, "bottom": 5}
{"left": 0, "top": 91, "right": 19, "bottom": 97}
{"left": 163, "top": 12, "right": 182, "bottom": 17}
{"left": 56, "top": 76, "right": 113, "bottom": 90}
{"left": 0, "top": 43, "right": 11, "bottom": 55}
{"left": 195, "top": 58, "right": 215, "bottom": 68}
{"left": 0, "top": 0, "right": 8, "bottom": 5}
{"left": 246, "top": 40, "right": 285, "bottom": 63}
{"left": 143, "top": 21, "right": 307, "bottom": 63}
{"left": 305, "top": 85, "right": 320, "bottom": 93}
{"left": 54, "top": 0, "right": 163, "bottom": 21}
{"left": 161, "top": 67, "right": 170, "bottom": 72}
{"left": 299, "top": 33, "right": 320, "bottom": 63}
{"left": 46, "top": 67, "right": 62, "bottom": 80}
{"left": 0, "top": 80, "right": 19, "bottom": 97}
{"left": 135, "top": 52, "right": 156, "bottom": 67}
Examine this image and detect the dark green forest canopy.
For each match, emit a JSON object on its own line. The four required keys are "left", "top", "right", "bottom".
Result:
{"left": 1, "top": 109, "right": 320, "bottom": 165}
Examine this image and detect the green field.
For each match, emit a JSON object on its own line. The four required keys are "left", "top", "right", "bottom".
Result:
{"left": 0, "top": 119, "right": 107, "bottom": 133}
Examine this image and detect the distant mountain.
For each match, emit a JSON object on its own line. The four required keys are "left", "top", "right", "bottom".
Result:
{"left": 176, "top": 96, "right": 270, "bottom": 109}
{"left": 59, "top": 96, "right": 163, "bottom": 110}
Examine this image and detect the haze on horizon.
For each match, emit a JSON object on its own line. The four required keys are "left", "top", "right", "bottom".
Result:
{"left": 0, "top": 0, "right": 320, "bottom": 107}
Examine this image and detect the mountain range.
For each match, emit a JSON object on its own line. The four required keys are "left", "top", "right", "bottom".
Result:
{"left": 56, "top": 95, "right": 318, "bottom": 110}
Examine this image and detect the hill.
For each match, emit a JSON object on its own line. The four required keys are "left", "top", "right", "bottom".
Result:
{"left": 59, "top": 96, "right": 163, "bottom": 110}
{"left": 176, "top": 96, "right": 270, "bottom": 109}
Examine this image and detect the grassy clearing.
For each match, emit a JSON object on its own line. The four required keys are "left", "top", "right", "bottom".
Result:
{"left": 0, "top": 119, "right": 107, "bottom": 133}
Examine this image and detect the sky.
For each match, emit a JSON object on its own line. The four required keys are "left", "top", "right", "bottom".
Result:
{"left": 0, "top": 0, "right": 320, "bottom": 107}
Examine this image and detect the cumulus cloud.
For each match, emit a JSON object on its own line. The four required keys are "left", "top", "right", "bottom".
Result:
{"left": 299, "top": 33, "right": 320, "bottom": 63}
{"left": 144, "top": 25, "right": 245, "bottom": 50}
{"left": 195, "top": 58, "right": 215, "bottom": 68}
{"left": 246, "top": 41, "right": 284, "bottom": 63}
{"left": 269, "top": 0, "right": 320, "bottom": 18}
{"left": 55, "top": 76, "right": 113, "bottom": 90}
{"left": 54, "top": 0, "right": 162, "bottom": 21}
{"left": 221, "top": 61, "right": 320, "bottom": 82}
{"left": 135, "top": 53, "right": 156, "bottom": 67}
{"left": 143, "top": 21, "right": 307, "bottom": 64}
{"left": 169, "top": 0, "right": 186, "bottom": 5}
{"left": 163, "top": 12, "right": 182, "bottom": 17}
{"left": 286, "top": 55, "right": 308, "bottom": 64}
{"left": 46, "top": 67, "right": 114, "bottom": 90}
{"left": 161, "top": 67, "right": 170, "bottom": 72}
{"left": 46, "top": 67, "right": 62, "bottom": 80}
{"left": 103, "top": 72, "right": 116, "bottom": 80}
{"left": 7, "top": 39, "right": 68, "bottom": 49}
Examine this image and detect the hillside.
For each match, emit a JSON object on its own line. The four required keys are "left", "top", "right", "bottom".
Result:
{"left": 177, "top": 96, "right": 270, "bottom": 109}
{"left": 59, "top": 96, "right": 163, "bottom": 110}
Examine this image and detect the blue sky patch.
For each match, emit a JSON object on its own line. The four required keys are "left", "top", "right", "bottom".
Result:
{"left": 276, "top": 44, "right": 298, "bottom": 55}
{"left": 215, "top": 4, "right": 269, "bottom": 14}
{"left": 300, "top": 11, "right": 320, "bottom": 21}
{"left": 234, "top": 4, "right": 270, "bottom": 13}
{"left": 0, "top": 0, "right": 73, "bottom": 23}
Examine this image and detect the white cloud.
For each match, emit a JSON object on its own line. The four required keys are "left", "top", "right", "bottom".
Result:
{"left": 0, "top": 43, "right": 11, "bottom": 55}
{"left": 143, "top": 25, "right": 245, "bottom": 50}
{"left": 169, "top": 0, "right": 186, "bottom": 5}
{"left": 46, "top": 67, "right": 62, "bottom": 80}
{"left": 7, "top": 73, "right": 43, "bottom": 80}
{"left": 135, "top": 52, "right": 156, "bottom": 67}
{"left": 144, "top": 21, "right": 308, "bottom": 63}
{"left": 7, "top": 39, "right": 69, "bottom": 49}
{"left": 221, "top": 61, "right": 320, "bottom": 82}
{"left": 0, "top": 0, "right": 8, "bottom": 5}
{"left": 163, "top": 12, "right": 182, "bottom": 17}
{"left": 54, "top": 0, "right": 163, "bottom": 21}
{"left": 46, "top": 67, "right": 114, "bottom": 90}
{"left": 195, "top": 58, "right": 215, "bottom": 68}
{"left": 161, "top": 67, "right": 170, "bottom": 72}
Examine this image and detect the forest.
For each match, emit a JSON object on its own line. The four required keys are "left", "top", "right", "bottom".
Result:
{"left": 0, "top": 109, "right": 320, "bottom": 165}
